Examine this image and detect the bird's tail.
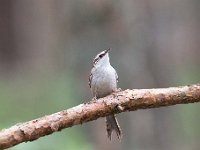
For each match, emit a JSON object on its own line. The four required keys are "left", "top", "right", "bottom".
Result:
{"left": 106, "top": 115, "right": 122, "bottom": 140}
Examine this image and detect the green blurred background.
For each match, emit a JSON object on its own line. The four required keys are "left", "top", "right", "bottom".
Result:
{"left": 0, "top": 0, "right": 200, "bottom": 150}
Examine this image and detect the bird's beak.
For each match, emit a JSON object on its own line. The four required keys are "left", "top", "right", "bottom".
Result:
{"left": 105, "top": 48, "right": 111, "bottom": 54}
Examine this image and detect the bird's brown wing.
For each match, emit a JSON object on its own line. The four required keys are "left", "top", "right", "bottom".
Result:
{"left": 89, "top": 72, "right": 93, "bottom": 88}
{"left": 115, "top": 71, "right": 118, "bottom": 83}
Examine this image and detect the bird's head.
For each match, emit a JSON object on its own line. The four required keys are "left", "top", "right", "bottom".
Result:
{"left": 93, "top": 48, "right": 111, "bottom": 67}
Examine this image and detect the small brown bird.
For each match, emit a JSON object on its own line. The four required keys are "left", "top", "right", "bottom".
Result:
{"left": 89, "top": 48, "right": 122, "bottom": 140}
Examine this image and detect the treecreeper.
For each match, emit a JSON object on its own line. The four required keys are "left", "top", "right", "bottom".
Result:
{"left": 89, "top": 48, "right": 122, "bottom": 140}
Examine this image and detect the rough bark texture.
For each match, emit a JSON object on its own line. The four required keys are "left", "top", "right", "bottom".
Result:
{"left": 1, "top": 84, "right": 200, "bottom": 149}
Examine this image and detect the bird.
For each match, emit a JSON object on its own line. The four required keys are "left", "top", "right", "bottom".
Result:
{"left": 89, "top": 48, "right": 122, "bottom": 140}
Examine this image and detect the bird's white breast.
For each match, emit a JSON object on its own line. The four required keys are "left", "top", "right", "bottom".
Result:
{"left": 91, "top": 65, "right": 117, "bottom": 98}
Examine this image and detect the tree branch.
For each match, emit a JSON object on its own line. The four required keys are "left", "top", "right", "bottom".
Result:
{"left": 1, "top": 84, "right": 200, "bottom": 149}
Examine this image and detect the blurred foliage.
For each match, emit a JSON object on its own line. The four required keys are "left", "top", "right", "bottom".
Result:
{"left": 0, "top": 73, "right": 94, "bottom": 150}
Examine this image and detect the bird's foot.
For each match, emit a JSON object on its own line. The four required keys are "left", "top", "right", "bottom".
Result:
{"left": 92, "top": 96, "right": 97, "bottom": 101}
{"left": 116, "top": 88, "right": 122, "bottom": 92}
{"left": 112, "top": 88, "right": 122, "bottom": 98}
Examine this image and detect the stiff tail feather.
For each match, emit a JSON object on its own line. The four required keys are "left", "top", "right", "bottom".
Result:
{"left": 106, "top": 115, "right": 122, "bottom": 140}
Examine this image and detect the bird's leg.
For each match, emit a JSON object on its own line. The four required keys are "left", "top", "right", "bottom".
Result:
{"left": 112, "top": 88, "right": 125, "bottom": 111}
{"left": 112, "top": 88, "right": 122, "bottom": 98}
{"left": 92, "top": 88, "right": 98, "bottom": 101}
{"left": 116, "top": 88, "right": 122, "bottom": 92}
{"left": 92, "top": 95, "right": 97, "bottom": 101}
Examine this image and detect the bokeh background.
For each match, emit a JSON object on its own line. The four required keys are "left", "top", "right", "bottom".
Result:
{"left": 0, "top": 0, "right": 200, "bottom": 150}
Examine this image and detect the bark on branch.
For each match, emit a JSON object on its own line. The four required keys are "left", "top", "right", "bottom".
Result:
{"left": 1, "top": 84, "right": 200, "bottom": 149}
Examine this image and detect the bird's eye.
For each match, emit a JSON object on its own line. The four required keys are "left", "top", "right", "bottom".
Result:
{"left": 99, "top": 54, "right": 103, "bottom": 58}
